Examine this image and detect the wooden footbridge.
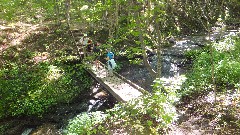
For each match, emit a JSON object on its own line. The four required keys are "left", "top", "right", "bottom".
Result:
{"left": 70, "top": 30, "right": 147, "bottom": 102}
{"left": 84, "top": 62, "right": 147, "bottom": 102}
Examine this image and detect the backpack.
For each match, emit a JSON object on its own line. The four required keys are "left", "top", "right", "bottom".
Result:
{"left": 93, "top": 45, "right": 100, "bottom": 53}
{"left": 108, "top": 59, "right": 117, "bottom": 69}
{"left": 108, "top": 52, "right": 114, "bottom": 59}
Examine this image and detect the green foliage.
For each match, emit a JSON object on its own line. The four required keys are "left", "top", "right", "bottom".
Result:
{"left": 125, "top": 47, "right": 143, "bottom": 64}
{"left": 106, "top": 80, "right": 177, "bottom": 134}
{"left": 65, "top": 79, "right": 178, "bottom": 135}
{"left": 65, "top": 111, "right": 107, "bottom": 135}
{"left": 0, "top": 124, "right": 9, "bottom": 134}
{"left": 0, "top": 0, "right": 56, "bottom": 22}
{"left": 113, "top": 61, "right": 123, "bottom": 72}
{"left": 225, "top": 0, "right": 240, "bottom": 25}
{"left": 0, "top": 59, "right": 91, "bottom": 118}
{"left": 0, "top": 39, "right": 92, "bottom": 119}
{"left": 184, "top": 47, "right": 207, "bottom": 61}
{"left": 181, "top": 34, "right": 240, "bottom": 96}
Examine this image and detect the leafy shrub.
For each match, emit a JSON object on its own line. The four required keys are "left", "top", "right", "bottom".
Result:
{"left": 66, "top": 111, "right": 107, "bottom": 135}
{"left": 184, "top": 47, "right": 207, "bottom": 61}
{"left": 181, "top": 34, "right": 240, "bottom": 96}
{"left": 0, "top": 56, "right": 92, "bottom": 119}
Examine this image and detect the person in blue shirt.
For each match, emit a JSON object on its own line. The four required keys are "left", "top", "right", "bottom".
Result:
{"left": 107, "top": 49, "right": 114, "bottom": 60}
{"left": 105, "top": 48, "right": 116, "bottom": 77}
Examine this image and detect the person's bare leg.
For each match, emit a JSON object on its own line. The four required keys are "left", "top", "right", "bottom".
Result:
{"left": 95, "top": 60, "right": 98, "bottom": 70}
{"left": 109, "top": 69, "right": 113, "bottom": 76}
{"left": 97, "top": 60, "right": 100, "bottom": 69}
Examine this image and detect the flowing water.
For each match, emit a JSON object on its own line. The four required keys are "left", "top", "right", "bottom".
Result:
{"left": 120, "top": 36, "right": 200, "bottom": 92}
{"left": 121, "top": 29, "right": 239, "bottom": 92}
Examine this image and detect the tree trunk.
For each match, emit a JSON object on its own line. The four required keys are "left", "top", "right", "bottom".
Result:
{"left": 155, "top": 24, "right": 162, "bottom": 78}
{"left": 150, "top": 0, "right": 162, "bottom": 78}
{"left": 108, "top": 16, "right": 113, "bottom": 39}
{"left": 208, "top": 30, "right": 217, "bottom": 102}
{"left": 115, "top": 1, "right": 119, "bottom": 36}
{"left": 54, "top": 0, "right": 61, "bottom": 25}
{"left": 65, "top": 0, "right": 71, "bottom": 28}
{"left": 194, "top": 0, "right": 217, "bottom": 102}
{"left": 136, "top": 12, "right": 157, "bottom": 78}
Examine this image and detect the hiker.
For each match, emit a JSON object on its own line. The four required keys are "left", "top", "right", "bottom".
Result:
{"left": 87, "top": 39, "right": 93, "bottom": 56}
{"left": 105, "top": 48, "right": 116, "bottom": 77}
{"left": 93, "top": 42, "right": 101, "bottom": 70}
{"left": 78, "top": 34, "right": 88, "bottom": 46}
{"left": 78, "top": 34, "right": 88, "bottom": 57}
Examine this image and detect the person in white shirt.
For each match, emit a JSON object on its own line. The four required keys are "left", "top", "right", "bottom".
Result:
{"left": 78, "top": 34, "right": 89, "bottom": 57}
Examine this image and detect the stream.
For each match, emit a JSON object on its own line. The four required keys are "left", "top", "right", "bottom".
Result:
{"left": 121, "top": 29, "right": 239, "bottom": 91}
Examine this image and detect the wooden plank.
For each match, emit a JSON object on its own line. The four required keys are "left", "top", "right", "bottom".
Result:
{"left": 84, "top": 62, "right": 145, "bottom": 102}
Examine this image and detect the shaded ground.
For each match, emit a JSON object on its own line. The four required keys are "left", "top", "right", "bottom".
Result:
{"left": 171, "top": 90, "right": 240, "bottom": 135}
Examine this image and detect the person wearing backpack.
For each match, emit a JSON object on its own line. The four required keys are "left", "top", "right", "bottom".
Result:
{"left": 86, "top": 39, "right": 93, "bottom": 56}
{"left": 105, "top": 48, "right": 116, "bottom": 77}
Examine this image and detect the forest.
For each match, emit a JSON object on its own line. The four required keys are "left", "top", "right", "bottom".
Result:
{"left": 0, "top": 0, "right": 240, "bottom": 135}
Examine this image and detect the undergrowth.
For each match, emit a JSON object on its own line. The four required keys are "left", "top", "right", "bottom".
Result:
{"left": 182, "top": 33, "right": 240, "bottom": 96}
{"left": 0, "top": 25, "right": 92, "bottom": 120}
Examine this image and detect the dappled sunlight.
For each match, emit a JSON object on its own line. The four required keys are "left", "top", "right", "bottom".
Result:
{"left": 203, "top": 91, "right": 215, "bottom": 104}
{"left": 212, "top": 32, "right": 238, "bottom": 52}
{"left": 0, "top": 22, "right": 51, "bottom": 65}
{"left": 1, "top": 22, "right": 44, "bottom": 46}
{"left": 27, "top": 89, "right": 44, "bottom": 100}
{"left": 80, "top": 5, "right": 89, "bottom": 10}
{"left": 160, "top": 75, "right": 187, "bottom": 91}
{"left": 46, "top": 65, "right": 64, "bottom": 81}
{"left": 217, "top": 90, "right": 240, "bottom": 107}
{"left": 32, "top": 52, "right": 49, "bottom": 64}
{"left": 164, "top": 38, "right": 199, "bottom": 56}
{"left": 176, "top": 88, "right": 240, "bottom": 134}
{"left": 0, "top": 43, "right": 8, "bottom": 53}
